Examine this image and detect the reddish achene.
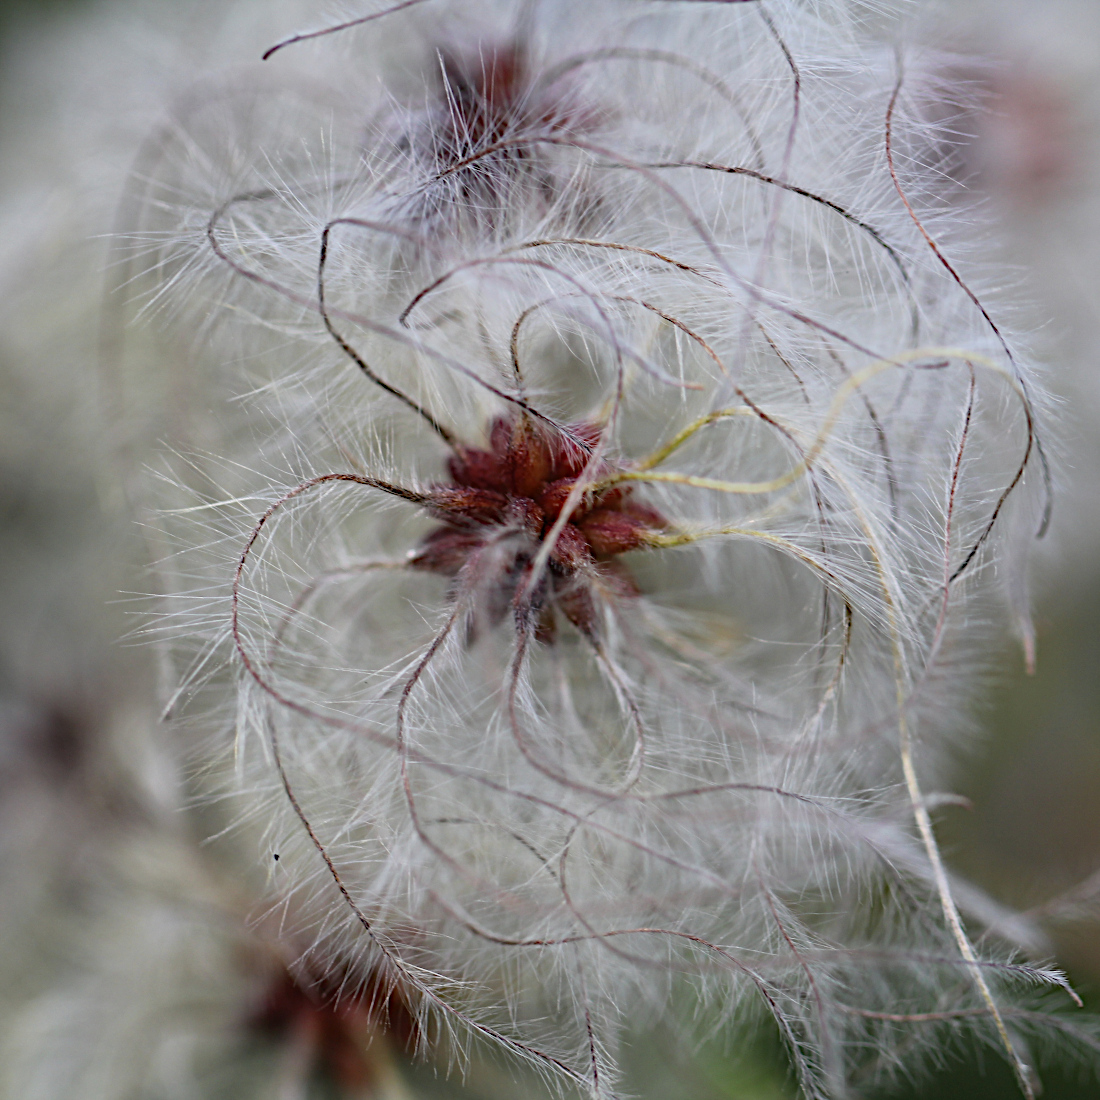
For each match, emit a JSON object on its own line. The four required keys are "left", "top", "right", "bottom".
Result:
{"left": 411, "top": 414, "right": 667, "bottom": 643}
{"left": 252, "top": 966, "right": 419, "bottom": 1092}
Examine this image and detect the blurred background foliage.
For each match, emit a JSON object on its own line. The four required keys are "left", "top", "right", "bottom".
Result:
{"left": 1, "top": 1, "right": 1098, "bottom": 1097}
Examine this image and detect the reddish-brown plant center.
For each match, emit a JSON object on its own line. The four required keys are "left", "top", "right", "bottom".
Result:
{"left": 253, "top": 967, "right": 418, "bottom": 1091}
{"left": 411, "top": 414, "right": 665, "bottom": 641}
{"left": 437, "top": 44, "right": 593, "bottom": 157}
{"left": 425, "top": 43, "right": 601, "bottom": 226}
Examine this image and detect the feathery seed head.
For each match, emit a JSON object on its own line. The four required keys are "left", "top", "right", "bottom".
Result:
{"left": 113, "top": 1, "right": 1100, "bottom": 1096}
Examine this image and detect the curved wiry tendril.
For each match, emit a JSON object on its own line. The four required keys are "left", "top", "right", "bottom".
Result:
{"left": 262, "top": 0, "right": 438, "bottom": 62}
{"left": 399, "top": 251, "right": 699, "bottom": 390}
{"left": 205, "top": 200, "right": 568, "bottom": 437}
{"left": 886, "top": 54, "right": 1051, "bottom": 540}
{"left": 536, "top": 47, "right": 766, "bottom": 169}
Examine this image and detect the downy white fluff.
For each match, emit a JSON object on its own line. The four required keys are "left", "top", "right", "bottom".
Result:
{"left": 75, "top": 0, "right": 1100, "bottom": 1095}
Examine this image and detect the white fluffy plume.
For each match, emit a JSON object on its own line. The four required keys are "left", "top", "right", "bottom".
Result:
{"left": 101, "top": 1, "right": 1099, "bottom": 1096}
